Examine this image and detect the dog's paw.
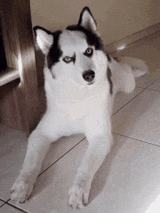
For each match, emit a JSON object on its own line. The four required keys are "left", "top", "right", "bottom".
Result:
{"left": 68, "top": 184, "right": 90, "bottom": 209}
{"left": 10, "top": 176, "right": 34, "bottom": 203}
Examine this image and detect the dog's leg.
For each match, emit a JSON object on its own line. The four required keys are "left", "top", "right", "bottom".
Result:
{"left": 68, "top": 120, "right": 112, "bottom": 209}
{"left": 10, "top": 127, "right": 58, "bottom": 203}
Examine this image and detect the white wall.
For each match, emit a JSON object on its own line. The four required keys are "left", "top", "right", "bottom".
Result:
{"left": 30, "top": 0, "right": 160, "bottom": 45}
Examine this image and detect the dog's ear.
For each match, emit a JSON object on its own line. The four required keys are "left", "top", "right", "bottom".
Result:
{"left": 33, "top": 26, "right": 53, "bottom": 55}
{"left": 78, "top": 7, "right": 97, "bottom": 32}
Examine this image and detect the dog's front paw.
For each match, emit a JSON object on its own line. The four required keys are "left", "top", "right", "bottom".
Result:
{"left": 68, "top": 184, "right": 90, "bottom": 209}
{"left": 10, "top": 176, "right": 34, "bottom": 203}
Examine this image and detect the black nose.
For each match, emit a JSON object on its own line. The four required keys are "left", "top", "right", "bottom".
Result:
{"left": 83, "top": 70, "right": 95, "bottom": 82}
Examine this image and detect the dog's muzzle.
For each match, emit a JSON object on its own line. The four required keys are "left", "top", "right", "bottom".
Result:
{"left": 82, "top": 70, "right": 95, "bottom": 83}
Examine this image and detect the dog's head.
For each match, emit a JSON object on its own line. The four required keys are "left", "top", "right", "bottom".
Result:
{"left": 34, "top": 7, "right": 110, "bottom": 86}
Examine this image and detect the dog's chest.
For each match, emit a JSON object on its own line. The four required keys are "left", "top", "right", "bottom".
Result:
{"left": 46, "top": 79, "right": 109, "bottom": 120}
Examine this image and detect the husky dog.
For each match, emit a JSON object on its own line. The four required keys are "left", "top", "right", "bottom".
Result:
{"left": 10, "top": 7, "right": 148, "bottom": 209}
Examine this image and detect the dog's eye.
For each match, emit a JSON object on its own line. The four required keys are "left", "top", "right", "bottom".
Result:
{"left": 63, "top": 56, "right": 72, "bottom": 63}
{"left": 84, "top": 47, "right": 93, "bottom": 57}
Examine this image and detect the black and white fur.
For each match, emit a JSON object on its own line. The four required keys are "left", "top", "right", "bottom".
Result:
{"left": 10, "top": 7, "right": 148, "bottom": 209}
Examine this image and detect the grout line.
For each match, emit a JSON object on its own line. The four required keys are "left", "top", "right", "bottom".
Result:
{"left": 112, "top": 88, "right": 145, "bottom": 116}
{"left": 38, "top": 137, "right": 86, "bottom": 177}
{"left": 0, "top": 198, "right": 10, "bottom": 208}
{"left": 143, "top": 74, "right": 160, "bottom": 90}
{"left": 0, "top": 198, "right": 29, "bottom": 213}
{"left": 146, "top": 88, "right": 160, "bottom": 92}
{"left": 135, "top": 86, "right": 146, "bottom": 89}
{"left": 4, "top": 201, "right": 29, "bottom": 213}
{"left": 113, "top": 132, "right": 160, "bottom": 148}
{"left": 2, "top": 137, "right": 86, "bottom": 211}
{"left": 113, "top": 71, "right": 160, "bottom": 116}
{"left": 0, "top": 200, "right": 5, "bottom": 208}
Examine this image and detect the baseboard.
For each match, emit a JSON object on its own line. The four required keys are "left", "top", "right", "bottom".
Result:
{"left": 106, "top": 22, "right": 160, "bottom": 53}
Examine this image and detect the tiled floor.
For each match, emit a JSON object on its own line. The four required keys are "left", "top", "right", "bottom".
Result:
{"left": 1, "top": 31, "right": 160, "bottom": 213}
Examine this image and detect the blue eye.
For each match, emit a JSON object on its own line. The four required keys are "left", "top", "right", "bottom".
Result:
{"left": 84, "top": 47, "right": 93, "bottom": 57}
{"left": 63, "top": 56, "right": 72, "bottom": 63}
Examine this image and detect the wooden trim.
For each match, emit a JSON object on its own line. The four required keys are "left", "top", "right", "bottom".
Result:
{"left": 0, "top": 68, "right": 20, "bottom": 86}
{"left": 0, "top": 79, "right": 21, "bottom": 130}
{"left": 106, "top": 22, "right": 160, "bottom": 53}
{"left": 0, "top": 0, "right": 19, "bottom": 69}
{"left": 0, "top": 0, "right": 39, "bottom": 133}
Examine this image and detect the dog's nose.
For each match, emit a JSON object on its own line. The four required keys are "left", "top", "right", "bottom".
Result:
{"left": 83, "top": 70, "right": 95, "bottom": 82}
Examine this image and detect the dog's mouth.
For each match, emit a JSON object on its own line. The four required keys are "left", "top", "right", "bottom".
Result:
{"left": 87, "top": 81, "right": 95, "bottom": 85}
{"left": 82, "top": 70, "right": 95, "bottom": 85}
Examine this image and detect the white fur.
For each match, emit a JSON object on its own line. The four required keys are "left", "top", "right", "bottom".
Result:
{"left": 10, "top": 7, "right": 148, "bottom": 209}
{"left": 79, "top": 8, "right": 97, "bottom": 32}
{"left": 36, "top": 29, "right": 53, "bottom": 54}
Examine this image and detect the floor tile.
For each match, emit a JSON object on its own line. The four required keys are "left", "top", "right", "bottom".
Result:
{"left": 0, "top": 124, "right": 28, "bottom": 200}
{"left": 113, "top": 87, "right": 144, "bottom": 115}
{"left": 0, "top": 124, "right": 84, "bottom": 200}
{"left": 111, "top": 31, "right": 160, "bottom": 88}
{"left": 82, "top": 135, "right": 160, "bottom": 213}
{"left": 9, "top": 138, "right": 88, "bottom": 213}
{"left": 41, "top": 134, "right": 85, "bottom": 172}
{"left": 9, "top": 134, "right": 160, "bottom": 213}
{"left": 0, "top": 203, "right": 27, "bottom": 213}
{"left": 148, "top": 76, "right": 160, "bottom": 91}
{"left": 113, "top": 89, "right": 160, "bottom": 145}
{"left": 135, "top": 68, "right": 160, "bottom": 89}
{"left": 0, "top": 200, "right": 4, "bottom": 207}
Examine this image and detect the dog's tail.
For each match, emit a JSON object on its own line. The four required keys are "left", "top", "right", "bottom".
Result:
{"left": 119, "top": 56, "right": 149, "bottom": 78}
{"left": 111, "top": 56, "right": 148, "bottom": 95}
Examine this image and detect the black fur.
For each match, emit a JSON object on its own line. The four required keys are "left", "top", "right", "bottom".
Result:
{"left": 34, "top": 9, "right": 113, "bottom": 90}
{"left": 78, "top": 6, "right": 97, "bottom": 29}
{"left": 33, "top": 26, "right": 52, "bottom": 36}
{"left": 66, "top": 25, "right": 104, "bottom": 51}
{"left": 73, "top": 53, "right": 76, "bottom": 64}
{"left": 113, "top": 57, "right": 119, "bottom": 62}
{"left": 33, "top": 26, "right": 62, "bottom": 70}
{"left": 107, "top": 66, "right": 113, "bottom": 95}
{"left": 106, "top": 52, "right": 112, "bottom": 62}
{"left": 47, "top": 30, "right": 62, "bottom": 69}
